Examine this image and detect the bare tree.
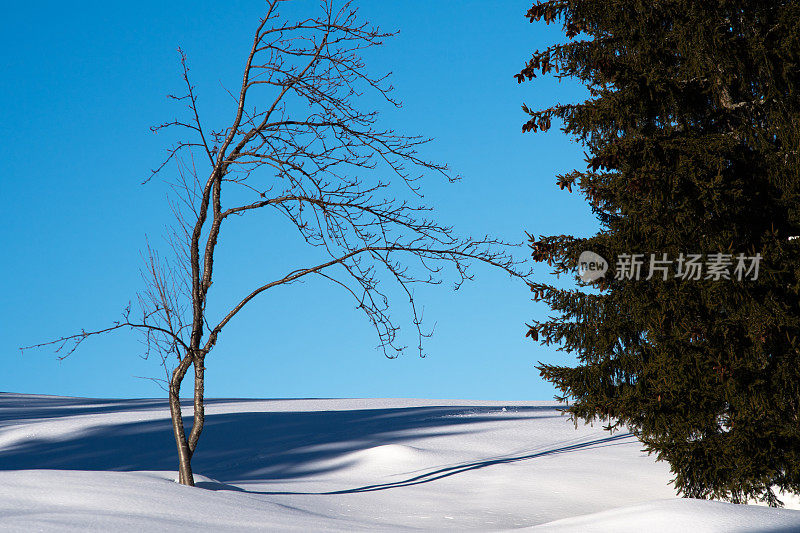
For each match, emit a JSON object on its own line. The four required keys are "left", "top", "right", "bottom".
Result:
{"left": 24, "top": 0, "right": 528, "bottom": 486}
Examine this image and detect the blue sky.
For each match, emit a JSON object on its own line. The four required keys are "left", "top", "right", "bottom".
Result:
{"left": 1, "top": 1, "right": 595, "bottom": 400}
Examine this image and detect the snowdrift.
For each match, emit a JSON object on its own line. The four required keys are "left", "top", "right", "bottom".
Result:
{"left": 0, "top": 394, "right": 797, "bottom": 531}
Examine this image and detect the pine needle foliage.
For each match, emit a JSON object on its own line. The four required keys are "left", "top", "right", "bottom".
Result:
{"left": 520, "top": 0, "right": 800, "bottom": 506}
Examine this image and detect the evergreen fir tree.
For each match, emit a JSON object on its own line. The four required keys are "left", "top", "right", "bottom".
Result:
{"left": 519, "top": 0, "right": 800, "bottom": 506}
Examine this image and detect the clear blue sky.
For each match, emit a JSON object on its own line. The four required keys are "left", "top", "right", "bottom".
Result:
{"left": 1, "top": 1, "right": 594, "bottom": 400}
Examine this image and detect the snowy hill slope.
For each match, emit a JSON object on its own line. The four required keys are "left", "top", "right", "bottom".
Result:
{"left": 0, "top": 393, "right": 798, "bottom": 531}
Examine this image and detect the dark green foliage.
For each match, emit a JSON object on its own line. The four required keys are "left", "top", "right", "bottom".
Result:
{"left": 520, "top": 0, "right": 800, "bottom": 506}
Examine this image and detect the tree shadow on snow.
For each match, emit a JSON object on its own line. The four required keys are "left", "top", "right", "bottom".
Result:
{"left": 0, "top": 394, "right": 263, "bottom": 426}
{"left": 0, "top": 395, "right": 571, "bottom": 486}
{"left": 245, "top": 432, "right": 635, "bottom": 495}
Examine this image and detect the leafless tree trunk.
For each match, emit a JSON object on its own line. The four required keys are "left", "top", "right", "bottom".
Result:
{"left": 24, "top": 0, "right": 529, "bottom": 486}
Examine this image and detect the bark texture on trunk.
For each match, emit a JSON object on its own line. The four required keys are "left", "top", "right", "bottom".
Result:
{"left": 187, "top": 355, "right": 205, "bottom": 456}
{"left": 170, "top": 355, "right": 195, "bottom": 486}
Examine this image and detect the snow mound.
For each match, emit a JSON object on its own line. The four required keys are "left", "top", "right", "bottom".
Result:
{"left": 318, "top": 444, "right": 427, "bottom": 475}
{"left": 2, "top": 394, "right": 799, "bottom": 531}
{"left": 0, "top": 470, "right": 364, "bottom": 532}
{"left": 532, "top": 498, "right": 800, "bottom": 533}
{"left": 350, "top": 443, "right": 422, "bottom": 463}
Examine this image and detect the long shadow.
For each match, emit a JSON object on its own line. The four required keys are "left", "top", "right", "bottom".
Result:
{"left": 245, "top": 433, "right": 634, "bottom": 495}
{"left": 0, "top": 394, "right": 262, "bottom": 426}
{"left": 0, "top": 395, "right": 166, "bottom": 425}
{"left": 0, "top": 396, "right": 560, "bottom": 484}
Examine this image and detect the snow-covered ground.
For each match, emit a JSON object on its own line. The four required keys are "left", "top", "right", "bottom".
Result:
{"left": 0, "top": 393, "right": 798, "bottom": 531}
